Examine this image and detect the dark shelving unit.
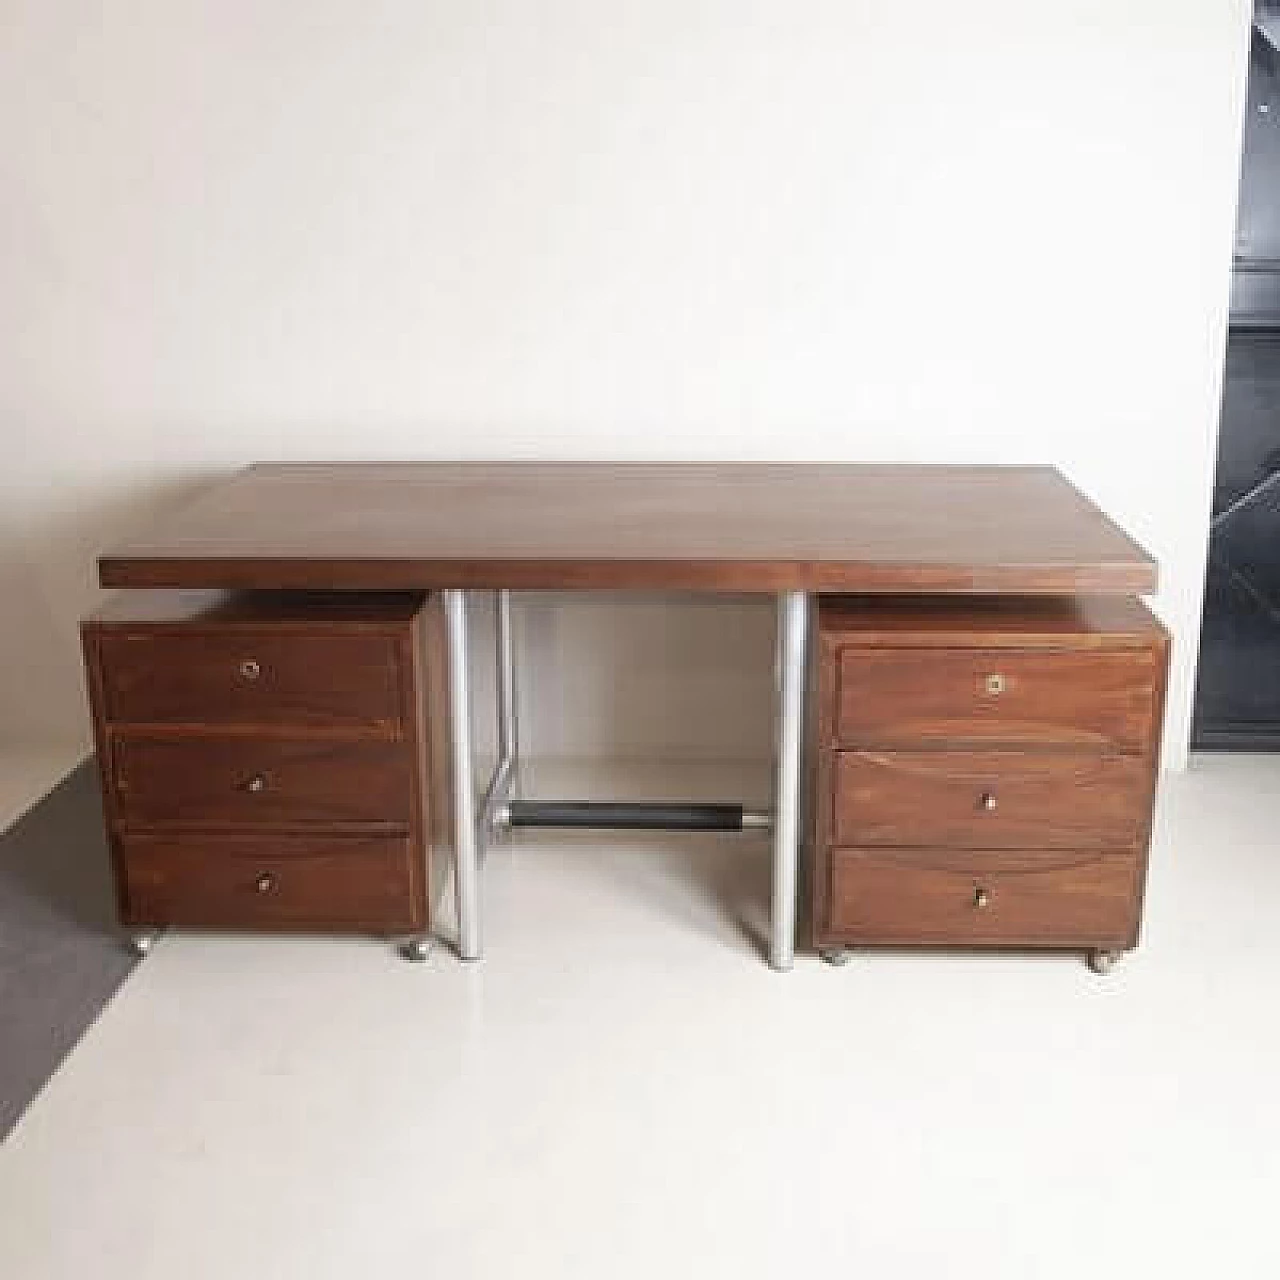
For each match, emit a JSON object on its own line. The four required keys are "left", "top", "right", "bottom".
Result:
{"left": 1193, "top": 7, "right": 1280, "bottom": 749}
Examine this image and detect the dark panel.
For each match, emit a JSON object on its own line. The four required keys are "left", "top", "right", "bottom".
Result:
{"left": 1230, "top": 25, "right": 1280, "bottom": 323}
{"left": 1193, "top": 553, "right": 1280, "bottom": 747}
{"left": 1194, "top": 12, "right": 1280, "bottom": 748}
{"left": 1207, "top": 333, "right": 1280, "bottom": 513}
{"left": 1193, "top": 333, "right": 1280, "bottom": 747}
{"left": 1235, "top": 28, "right": 1280, "bottom": 263}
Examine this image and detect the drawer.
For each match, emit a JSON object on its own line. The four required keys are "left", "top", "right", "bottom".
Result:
{"left": 825, "top": 847, "right": 1141, "bottom": 947}
{"left": 97, "top": 631, "right": 404, "bottom": 729}
{"left": 836, "top": 648, "right": 1160, "bottom": 751}
{"left": 111, "top": 736, "right": 413, "bottom": 826}
{"left": 833, "top": 750, "right": 1148, "bottom": 849}
{"left": 118, "top": 832, "right": 423, "bottom": 932}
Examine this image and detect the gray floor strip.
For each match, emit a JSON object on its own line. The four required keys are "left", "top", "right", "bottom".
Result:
{"left": 0, "top": 761, "right": 136, "bottom": 1139}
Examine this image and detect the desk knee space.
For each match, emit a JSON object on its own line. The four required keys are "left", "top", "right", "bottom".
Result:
{"left": 442, "top": 588, "right": 810, "bottom": 971}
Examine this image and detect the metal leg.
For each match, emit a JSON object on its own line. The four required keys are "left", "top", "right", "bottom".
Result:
{"left": 480, "top": 590, "right": 519, "bottom": 840}
{"left": 771, "top": 591, "right": 810, "bottom": 972}
{"left": 445, "top": 589, "right": 482, "bottom": 962}
{"left": 496, "top": 588, "right": 519, "bottom": 767}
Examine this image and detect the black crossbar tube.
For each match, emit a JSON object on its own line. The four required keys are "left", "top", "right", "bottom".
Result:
{"left": 506, "top": 801, "right": 746, "bottom": 831}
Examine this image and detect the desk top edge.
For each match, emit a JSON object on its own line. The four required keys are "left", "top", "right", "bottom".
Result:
{"left": 97, "top": 462, "right": 1158, "bottom": 596}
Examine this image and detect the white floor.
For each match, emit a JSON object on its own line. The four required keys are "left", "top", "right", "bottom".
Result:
{"left": 2, "top": 754, "right": 1279, "bottom": 1278}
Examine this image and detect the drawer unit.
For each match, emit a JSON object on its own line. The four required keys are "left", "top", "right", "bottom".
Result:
{"left": 83, "top": 590, "right": 450, "bottom": 953}
{"left": 812, "top": 595, "right": 1168, "bottom": 970}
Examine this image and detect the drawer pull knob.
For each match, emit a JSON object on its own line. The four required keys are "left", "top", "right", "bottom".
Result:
{"left": 978, "top": 791, "right": 998, "bottom": 812}
{"left": 973, "top": 886, "right": 991, "bottom": 909}
{"left": 255, "top": 873, "right": 275, "bottom": 894}
{"left": 985, "top": 673, "right": 1006, "bottom": 695}
{"left": 239, "top": 658, "right": 261, "bottom": 681}
{"left": 245, "top": 774, "right": 267, "bottom": 794}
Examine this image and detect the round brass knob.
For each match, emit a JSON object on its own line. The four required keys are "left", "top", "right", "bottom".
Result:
{"left": 255, "top": 873, "right": 274, "bottom": 894}
{"left": 985, "top": 673, "right": 1006, "bottom": 695}
{"left": 245, "top": 774, "right": 267, "bottom": 794}
{"left": 239, "top": 659, "right": 261, "bottom": 681}
{"left": 973, "top": 886, "right": 991, "bottom": 909}
{"left": 979, "top": 791, "right": 998, "bottom": 812}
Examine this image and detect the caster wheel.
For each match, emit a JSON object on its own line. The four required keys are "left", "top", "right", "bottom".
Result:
{"left": 398, "top": 937, "right": 433, "bottom": 963}
{"left": 127, "top": 930, "right": 160, "bottom": 959}
{"left": 1087, "top": 948, "right": 1121, "bottom": 975}
{"left": 820, "top": 948, "right": 852, "bottom": 967}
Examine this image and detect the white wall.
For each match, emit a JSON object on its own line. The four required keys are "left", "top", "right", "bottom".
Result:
{"left": 0, "top": 1, "right": 1251, "bottom": 767}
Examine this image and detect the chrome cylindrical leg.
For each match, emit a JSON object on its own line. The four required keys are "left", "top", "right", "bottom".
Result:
{"left": 771, "top": 591, "right": 809, "bottom": 972}
{"left": 479, "top": 590, "right": 519, "bottom": 839}
{"left": 445, "top": 590, "right": 481, "bottom": 961}
{"left": 496, "top": 589, "right": 519, "bottom": 766}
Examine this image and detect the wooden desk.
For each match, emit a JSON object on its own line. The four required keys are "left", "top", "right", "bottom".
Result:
{"left": 97, "top": 463, "right": 1157, "bottom": 970}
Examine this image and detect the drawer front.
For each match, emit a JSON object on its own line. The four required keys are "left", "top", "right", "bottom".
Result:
{"left": 834, "top": 750, "right": 1148, "bottom": 849}
{"left": 118, "top": 833, "right": 423, "bottom": 932}
{"left": 112, "top": 736, "right": 412, "bottom": 826}
{"left": 826, "top": 848, "right": 1141, "bottom": 946}
{"left": 836, "top": 648, "right": 1159, "bottom": 751}
{"left": 97, "top": 631, "right": 404, "bottom": 728}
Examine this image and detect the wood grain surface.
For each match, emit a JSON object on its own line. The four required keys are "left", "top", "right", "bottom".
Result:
{"left": 98, "top": 462, "right": 1157, "bottom": 594}
{"left": 96, "top": 630, "right": 405, "bottom": 730}
{"left": 835, "top": 647, "right": 1162, "bottom": 752}
{"left": 817, "top": 593, "right": 1167, "bottom": 647}
{"left": 832, "top": 750, "right": 1148, "bottom": 849}
{"left": 82, "top": 590, "right": 435, "bottom": 938}
{"left": 826, "top": 847, "right": 1141, "bottom": 947}
{"left": 118, "top": 832, "right": 423, "bottom": 932}
{"left": 809, "top": 593, "right": 1169, "bottom": 953}
{"left": 111, "top": 736, "right": 414, "bottom": 827}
